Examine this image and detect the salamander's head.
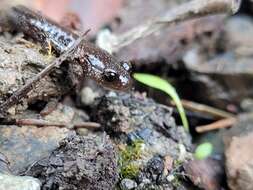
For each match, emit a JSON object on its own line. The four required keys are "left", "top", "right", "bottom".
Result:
{"left": 80, "top": 44, "right": 132, "bottom": 91}
{"left": 101, "top": 60, "right": 132, "bottom": 91}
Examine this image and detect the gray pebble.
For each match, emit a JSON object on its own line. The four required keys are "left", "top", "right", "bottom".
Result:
{"left": 0, "top": 173, "right": 41, "bottom": 190}
{"left": 120, "top": 178, "right": 137, "bottom": 190}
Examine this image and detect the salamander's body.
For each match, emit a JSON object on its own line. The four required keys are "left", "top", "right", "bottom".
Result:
{"left": 6, "top": 5, "right": 132, "bottom": 90}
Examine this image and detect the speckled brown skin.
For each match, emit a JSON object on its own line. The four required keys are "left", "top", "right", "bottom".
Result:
{"left": 6, "top": 5, "right": 132, "bottom": 91}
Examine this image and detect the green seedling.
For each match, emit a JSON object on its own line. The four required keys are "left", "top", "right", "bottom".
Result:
{"left": 194, "top": 142, "right": 213, "bottom": 160}
{"left": 133, "top": 73, "right": 189, "bottom": 131}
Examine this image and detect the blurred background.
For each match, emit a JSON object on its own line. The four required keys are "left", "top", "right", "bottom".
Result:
{"left": 0, "top": 0, "right": 123, "bottom": 35}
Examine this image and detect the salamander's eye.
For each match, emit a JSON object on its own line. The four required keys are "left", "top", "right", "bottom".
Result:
{"left": 120, "top": 61, "right": 132, "bottom": 72}
{"left": 103, "top": 69, "right": 118, "bottom": 82}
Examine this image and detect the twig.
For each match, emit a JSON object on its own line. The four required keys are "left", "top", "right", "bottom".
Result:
{"left": 171, "top": 99, "right": 235, "bottom": 119}
{"left": 74, "top": 122, "right": 101, "bottom": 129}
{"left": 97, "top": 0, "right": 241, "bottom": 53}
{"left": 15, "top": 118, "right": 101, "bottom": 130}
{"left": 0, "top": 32, "right": 88, "bottom": 116}
{"left": 196, "top": 117, "right": 237, "bottom": 133}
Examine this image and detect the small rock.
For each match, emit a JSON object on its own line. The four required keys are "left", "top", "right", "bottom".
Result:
{"left": 145, "top": 155, "right": 164, "bottom": 182}
{"left": 226, "top": 133, "right": 253, "bottom": 190}
{"left": 163, "top": 155, "right": 174, "bottom": 175}
{"left": 166, "top": 174, "right": 175, "bottom": 182}
{"left": 43, "top": 103, "right": 75, "bottom": 124}
{"left": 80, "top": 87, "right": 99, "bottom": 105}
{"left": 224, "top": 113, "right": 253, "bottom": 190}
{"left": 0, "top": 125, "right": 72, "bottom": 174}
{"left": 184, "top": 158, "right": 224, "bottom": 190}
{"left": 120, "top": 178, "right": 137, "bottom": 190}
{"left": 0, "top": 173, "right": 41, "bottom": 190}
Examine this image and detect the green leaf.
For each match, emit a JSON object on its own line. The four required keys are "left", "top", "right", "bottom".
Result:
{"left": 133, "top": 73, "right": 189, "bottom": 131}
{"left": 194, "top": 142, "right": 213, "bottom": 160}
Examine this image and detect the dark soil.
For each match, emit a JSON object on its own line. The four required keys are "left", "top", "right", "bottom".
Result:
{"left": 26, "top": 134, "right": 118, "bottom": 190}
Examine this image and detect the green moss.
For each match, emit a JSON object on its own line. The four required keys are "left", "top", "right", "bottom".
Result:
{"left": 120, "top": 163, "right": 140, "bottom": 179}
{"left": 120, "top": 140, "right": 143, "bottom": 161}
{"left": 118, "top": 140, "right": 144, "bottom": 179}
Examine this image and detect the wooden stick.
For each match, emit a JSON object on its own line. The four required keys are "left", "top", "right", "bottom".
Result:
{"left": 15, "top": 118, "right": 101, "bottom": 130}
{"left": 179, "top": 99, "right": 235, "bottom": 119}
{"left": 196, "top": 117, "right": 237, "bottom": 133}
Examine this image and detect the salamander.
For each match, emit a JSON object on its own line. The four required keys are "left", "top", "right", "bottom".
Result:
{"left": 5, "top": 5, "right": 132, "bottom": 91}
